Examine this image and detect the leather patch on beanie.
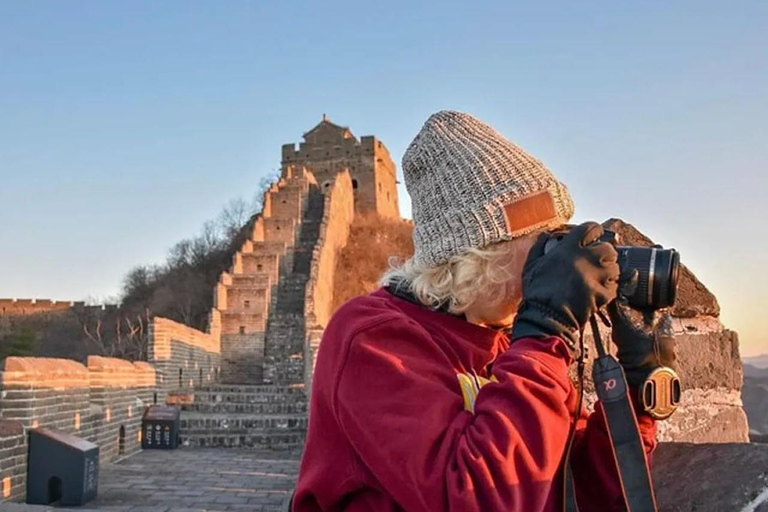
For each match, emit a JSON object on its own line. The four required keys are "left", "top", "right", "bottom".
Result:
{"left": 503, "top": 190, "right": 558, "bottom": 235}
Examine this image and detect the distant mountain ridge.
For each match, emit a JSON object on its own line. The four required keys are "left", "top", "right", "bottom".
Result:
{"left": 744, "top": 354, "right": 768, "bottom": 369}
{"left": 742, "top": 357, "right": 768, "bottom": 440}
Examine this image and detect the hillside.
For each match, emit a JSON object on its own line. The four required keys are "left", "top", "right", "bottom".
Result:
{"left": 332, "top": 214, "right": 414, "bottom": 314}
{"left": 744, "top": 354, "right": 768, "bottom": 369}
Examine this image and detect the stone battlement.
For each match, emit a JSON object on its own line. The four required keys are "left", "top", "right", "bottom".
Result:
{"left": 0, "top": 299, "right": 117, "bottom": 316}
{"left": 0, "top": 312, "right": 222, "bottom": 504}
{"left": 280, "top": 116, "right": 399, "bottom": 218}
{"left": 0, "top": 355, "right": 154, "bottom": 502}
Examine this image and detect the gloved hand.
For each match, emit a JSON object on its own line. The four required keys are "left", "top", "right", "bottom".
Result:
{"left": 512, "top": 222, "right": 620, "bottom": 351}
{"left": 608, "top": 294, "right": 677, "bottom": 389}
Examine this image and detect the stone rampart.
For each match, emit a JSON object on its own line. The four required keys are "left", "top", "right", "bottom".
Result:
{"left": 148, "top": 317, "right": 221, "bottom": 403}
{"left": 304, "top": 171, "right": 355, "bottom": 389}
{"left": 0, "top": 356, "right": 157, "bottom": 503}
{"left": 0, "top": 299, "right": 117, "bottom": 316}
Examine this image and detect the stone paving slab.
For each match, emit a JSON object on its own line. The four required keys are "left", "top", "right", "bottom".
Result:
{"left": 0, "top": 448, "right": 300, "bottom": 512}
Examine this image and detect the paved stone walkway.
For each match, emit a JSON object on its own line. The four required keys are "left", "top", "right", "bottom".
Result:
{"left": 0, "top": 448, "right": 300, "bottom": 512}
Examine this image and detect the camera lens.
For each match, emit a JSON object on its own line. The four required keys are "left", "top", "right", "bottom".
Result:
{"left": 654, "top": 248, "right": 679, "bottom": 308}
{"left": 617, "top": 246, "right": 680, "bottom": 309}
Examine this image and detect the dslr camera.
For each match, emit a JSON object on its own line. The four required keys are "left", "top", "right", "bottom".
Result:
{"left": 545, "top": 228, "right": 682, "bottom": 420}
{"left": 545, "top": 229, "right": 680, "bottom": 310}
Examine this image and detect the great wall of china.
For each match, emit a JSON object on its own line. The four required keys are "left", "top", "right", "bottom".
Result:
{"left": 0, "top": 117, "right": 756, "bottom": 507}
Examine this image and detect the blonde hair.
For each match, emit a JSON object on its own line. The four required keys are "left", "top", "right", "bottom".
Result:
{"left": 381, "top": 237, "right": 532, "bottom": 315}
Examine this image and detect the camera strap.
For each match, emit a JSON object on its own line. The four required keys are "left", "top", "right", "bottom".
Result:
{"left": 564, "top": 316, "right": 658, "bottom": 512}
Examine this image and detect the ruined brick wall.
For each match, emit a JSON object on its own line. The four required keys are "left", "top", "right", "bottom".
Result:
{"left": 304, "top": 171, "right": 355, "bottom": 389}
{"left": 0, "top": 356, "right": 157, "bottom": 503}
{"left": 148, "top": 317, "right": 220, "bottom": 403}
{"left": 281, "top": 118, "right": 400, "bottom": 218}
{"left": 579, "top": 219, "right": 749, "bottom": 443}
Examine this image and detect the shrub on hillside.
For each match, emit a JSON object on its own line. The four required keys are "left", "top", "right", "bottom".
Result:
{"left": 0, "top": 327, "right": 37, "bottom": 359}
{"left": 332, "top": 214, "right": 414, "bottom": 314}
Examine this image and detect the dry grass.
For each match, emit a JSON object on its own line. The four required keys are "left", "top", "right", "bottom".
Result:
{"left": 331, "top": 214, "right": 414, "bottom": 314}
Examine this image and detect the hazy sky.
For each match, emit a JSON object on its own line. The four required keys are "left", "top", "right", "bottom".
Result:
{"left": 1, "top": 2, "right": 766, "bottom": 355}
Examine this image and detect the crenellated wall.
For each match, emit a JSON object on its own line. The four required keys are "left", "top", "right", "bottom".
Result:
{"left": 0, "top": 299, "right": 117, "bottom": 316}
{"left": 0, "top": 356, "right": 157, "bottom": 502}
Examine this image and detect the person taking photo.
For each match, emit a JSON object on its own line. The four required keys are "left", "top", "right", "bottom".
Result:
{"left": 292, "top": 111, "right": 671, "bottom": 512}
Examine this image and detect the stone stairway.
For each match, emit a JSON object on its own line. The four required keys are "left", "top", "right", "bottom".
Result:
{"left": 178, "top": 384, "right": 308, "bottom": 450}
{"left": 195, "top": 172, "right": 326, "bottom": 450}
{"left": 263, "top": 188, "right": 326, "bottom": 385}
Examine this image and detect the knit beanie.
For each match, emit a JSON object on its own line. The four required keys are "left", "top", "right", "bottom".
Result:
{"left": 402, "top": 110, "right": 575, "bottom": 267}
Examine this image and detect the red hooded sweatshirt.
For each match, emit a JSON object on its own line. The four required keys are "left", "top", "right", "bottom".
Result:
{"left": 293, "top": 288, "right": 657, "bottom": 512}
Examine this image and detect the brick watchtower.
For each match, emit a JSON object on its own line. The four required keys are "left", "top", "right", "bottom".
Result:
{"left": 281, "top": 115, "right": 400, "bottom": 218}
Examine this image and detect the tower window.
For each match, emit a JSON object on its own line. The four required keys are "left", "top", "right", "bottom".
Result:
{"left": 239, "top": 326, "right": 246, "bottom": 334}
{"left": 244, "top": 300, "right": 250, "bottom": 308}
{"left": 352, "top": 179, "right": 358, "bottom": 189}
{"left": 379, "top": 183, "right": 382, "bottom": 192}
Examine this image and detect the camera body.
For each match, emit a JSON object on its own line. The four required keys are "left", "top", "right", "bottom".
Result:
{"left": 545, "top": 229, "right": 680, "bottom": 310}
{"left": 544, "top": 227, "right": 682, "bottom": 420}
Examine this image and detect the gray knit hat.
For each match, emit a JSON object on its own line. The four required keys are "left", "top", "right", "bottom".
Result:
{"left": 403, "top": 110, "right": 575, "bottom": 267}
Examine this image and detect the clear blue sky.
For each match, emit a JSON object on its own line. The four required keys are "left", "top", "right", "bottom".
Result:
{"left": 1, "top": 1, "right": 766, "bottom": 355}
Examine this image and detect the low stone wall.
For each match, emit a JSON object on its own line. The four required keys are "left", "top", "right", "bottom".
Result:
{"left": 148, "top": 317, "right": 221, "bottom": 402}
{"left": 304, "top": 171, "right": 355, "bottom": 390}
{"left": 0, "top": 356, "right": 157, "bottom": 503}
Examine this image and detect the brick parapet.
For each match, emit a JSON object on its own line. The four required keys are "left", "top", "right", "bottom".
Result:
{"left": 0, "top": 355, "right": 159, "bottom": 503}
{"left": 149, "top": 317, "right": 220, "bottom": 360}
{"left": 148, "top": 318, "right": 222, "bottom": 402}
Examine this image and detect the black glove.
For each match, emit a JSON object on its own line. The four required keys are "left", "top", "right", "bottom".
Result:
{"left": 608, "top": 295, "right": 677, "bottom": 389}
{"left": 512, "top": 222, "right": 620, "bottom": 351}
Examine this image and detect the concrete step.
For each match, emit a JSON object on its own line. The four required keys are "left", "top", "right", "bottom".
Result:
{"left": 180, "top": 430, "right": 305, "bottom": 449}
{"left": 181, "top": 401, "right": 308, "bottom": 414}
{"left": 180, "top": 412, "right": 308, "bottom": 431}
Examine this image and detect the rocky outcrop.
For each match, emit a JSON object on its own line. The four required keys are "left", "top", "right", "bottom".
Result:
{"left": 578, "top": 220, "right": 750, "bottom": 443}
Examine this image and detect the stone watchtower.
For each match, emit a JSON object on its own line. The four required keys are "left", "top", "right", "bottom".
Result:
{"left": 281, "top": 115, "right": 400, "bottom": 218}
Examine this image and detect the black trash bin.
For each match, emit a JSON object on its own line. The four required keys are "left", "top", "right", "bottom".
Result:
{"left": 142, "top": 405, "right": 181, "bottom": 449}
{"left": 26, "top": 427, "right": 99, "bottom": 506}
